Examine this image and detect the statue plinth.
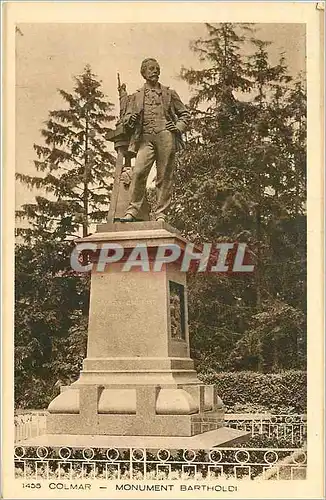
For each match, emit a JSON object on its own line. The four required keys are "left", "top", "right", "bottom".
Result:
{"left": 45, "top": 223, "right": 249, "bottom": 446}
{"left": 47, "top": 223, "right": 225, "bottom": 438}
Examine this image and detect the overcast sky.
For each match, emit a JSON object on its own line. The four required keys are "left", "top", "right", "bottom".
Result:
{"left": 16, "top": 23, "right": 305, "bottom": 209}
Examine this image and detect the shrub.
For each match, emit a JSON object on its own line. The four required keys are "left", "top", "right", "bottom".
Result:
{"left": 198, "top": 369, "right": 306, "bottom": 413}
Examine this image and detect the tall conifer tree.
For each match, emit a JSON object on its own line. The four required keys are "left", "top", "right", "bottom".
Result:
{"left": 171, "top": 23, "right": 306, "bottom": 372}
{"left": 15, "top": 66, "right": 116, "bottom": 407}
{"left": 16, "top": 65, "right": 115, "bottom": 240}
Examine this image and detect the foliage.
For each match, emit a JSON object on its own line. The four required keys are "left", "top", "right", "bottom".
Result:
{"left": 170, "top": 23, "right": 306, "bottom": 373}
{"left": 16, "top": 65, "right": 115, "bottom": 240}
{"left": 15, "top": 239, "right": 90, "bottom": 408}
{"left": 228, "top": 300, "right": 306, "bottom": 372}
{"left": 240, "top": 434, "right": 304, "bottom": 449}
{"left": 15, "top": 66, "right": 114, "bottom": 407}
{"left": 199, "top": 370, "right": 307, "bottom": 413}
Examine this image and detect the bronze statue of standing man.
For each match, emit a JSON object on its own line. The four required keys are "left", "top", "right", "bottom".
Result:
{"left": 121, "top": 58, "right": 190, "bottom": 222}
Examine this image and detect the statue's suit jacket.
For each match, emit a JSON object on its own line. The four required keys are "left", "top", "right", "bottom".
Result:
{"left": 123, "top": 84, "right": 190, "bottom": 155}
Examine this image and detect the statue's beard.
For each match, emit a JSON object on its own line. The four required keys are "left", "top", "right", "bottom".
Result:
{"left": 148, "top": 75, "right": 159, "bottom": 82}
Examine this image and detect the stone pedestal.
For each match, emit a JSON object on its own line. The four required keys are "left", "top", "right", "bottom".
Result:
{"left": 47, "top": 222, "right": 229, "bottom": 440}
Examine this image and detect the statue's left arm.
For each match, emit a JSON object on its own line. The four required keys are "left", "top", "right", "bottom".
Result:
{"left": 170, "top": 90, "right": 190, "bottom": 134}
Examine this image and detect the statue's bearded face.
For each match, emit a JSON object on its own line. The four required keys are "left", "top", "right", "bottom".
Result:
{"left": 143, "top": 60, "right": 160, "bottom": 84}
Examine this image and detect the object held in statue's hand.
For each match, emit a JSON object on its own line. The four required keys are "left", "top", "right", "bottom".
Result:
{"left": 129, "top": 113, "right": 139, "bottom": 127}
{"left": 166, "top": 120, "right": 178, "bottom": 133}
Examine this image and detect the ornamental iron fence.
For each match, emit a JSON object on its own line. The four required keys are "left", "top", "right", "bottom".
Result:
{"left": 15, "top": 411, "right": 47, "bottom": 443}
{"left": 225, "top": 414, "right": 307, "bottom": 445}
{"left": 14, "top": 411, "right": 307, "bottom": 445}
{"left": 14, "top": 446, "right": 307, "bottom": 481}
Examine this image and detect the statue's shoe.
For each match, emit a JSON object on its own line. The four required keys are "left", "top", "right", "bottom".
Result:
{"left": 120, "top": 213, "right": 136, "bottom": 222}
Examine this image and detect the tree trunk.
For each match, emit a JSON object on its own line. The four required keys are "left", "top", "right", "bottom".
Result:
{"left": 255, "top": 206, "right": 262, "bottom": 310}
{"left": 83, "top": 113, "right": 89, "bottom": 238}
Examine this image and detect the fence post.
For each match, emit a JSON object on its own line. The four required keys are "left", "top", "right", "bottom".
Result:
{"left": 129, "top": 448, "right": 133, "bottom": 480}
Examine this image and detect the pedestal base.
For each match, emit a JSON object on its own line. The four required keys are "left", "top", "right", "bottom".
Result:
{"left": 73, "top": 356, "right": 202, "bottom": 386}
{"left": 20, "top": 427, "right": 251, "bottom": 450}
{"left": 46, "top": 223, "right": 245, "bottom": 445}
{"left": 47, "top": 384, "right": 224, "bottom": 437}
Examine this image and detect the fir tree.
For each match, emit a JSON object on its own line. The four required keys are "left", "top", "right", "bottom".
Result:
{"left": 170, "top": 23, "right": 306, "bottom": 372}
{"left": 15, "top": 66, "right": 116, "bottom": 407}
{"left": 16, "top": 64, "right": 115, "bottom": 240}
